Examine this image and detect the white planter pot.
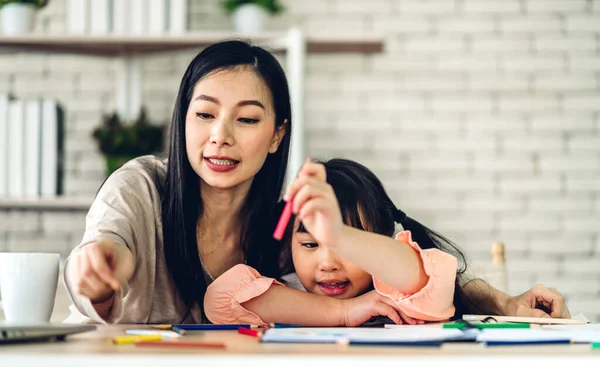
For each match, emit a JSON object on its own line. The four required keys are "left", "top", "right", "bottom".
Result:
{"left": 1, "top": 3, "right": 37, "bottom": 35}
{"left": 232, "top": 4, "right": 269, "bottom": 34}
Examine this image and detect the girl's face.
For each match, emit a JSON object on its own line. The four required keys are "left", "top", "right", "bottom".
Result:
{"left": 185, "top": 67, "right": 286, "bottom": 192}
{"left": 291, "top": 220, "right": 373, "bottom": 299}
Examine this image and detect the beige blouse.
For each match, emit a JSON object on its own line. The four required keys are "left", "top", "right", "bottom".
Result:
{"left": 63, "top": 155, "right": 213, "bottom": 324}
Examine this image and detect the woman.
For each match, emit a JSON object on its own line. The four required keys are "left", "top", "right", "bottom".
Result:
{"left": 64, "top": 40, "right": 290, "bottom": 324}
{"left": 64, "top": 40, "right": 569, "bottom": 325}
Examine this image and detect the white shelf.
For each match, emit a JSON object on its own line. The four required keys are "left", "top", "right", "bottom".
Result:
{"left": 0, "top": 32, "right": 384, "bottom": 56}
{"left": 0, "top": 197, "right": 92, "bottom": 210}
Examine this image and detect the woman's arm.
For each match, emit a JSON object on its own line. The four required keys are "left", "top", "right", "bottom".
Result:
{"left": 461, "top": 279, "right": 571, "bottom": 318}
{"left": 65, "top": 237, "right": 134, "bottom": 319}
{"left": 63, "top": 158, "right": 161, "bottom": 324}
{"left": 461, "top": 279, "right": 505, "bottom": 315}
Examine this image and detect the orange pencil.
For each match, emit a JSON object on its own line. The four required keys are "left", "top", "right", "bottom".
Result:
{"left": 237, "top": 327, "right": 262, "bottom": 338}
{"left": 135, "top": 340, "right": 226, "bottom": 349}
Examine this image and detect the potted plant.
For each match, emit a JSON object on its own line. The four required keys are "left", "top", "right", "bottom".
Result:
{"left": 0, "top": 0, "right": 48, "bottom": 35}
{"left": 222, "top": 0, "right": 284, "bottom": 34}
{"left": 92, "top": 107, "right": 166, "bottom": 176}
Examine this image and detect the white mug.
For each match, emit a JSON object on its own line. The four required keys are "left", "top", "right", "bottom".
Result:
{"left": 0, "top": 252, "right": 60, "bottom": 323}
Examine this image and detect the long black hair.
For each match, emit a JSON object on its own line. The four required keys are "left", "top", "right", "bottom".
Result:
{"left": 283, "top": 158, "right": 479, "bottom": 319}
{"left": 162, "top": 40, "right": 291, "bottom": 308}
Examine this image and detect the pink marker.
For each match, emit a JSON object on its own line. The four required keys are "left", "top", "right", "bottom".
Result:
{"left": 273, "top": 158, "right": 311, "bottom": 240}
{"left": 273, "top": 199, "right": 293, "bottom": 240}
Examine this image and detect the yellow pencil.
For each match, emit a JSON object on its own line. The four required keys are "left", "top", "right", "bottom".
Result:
{"left": 112, "top": 334, "right": 163, "bottom": 345}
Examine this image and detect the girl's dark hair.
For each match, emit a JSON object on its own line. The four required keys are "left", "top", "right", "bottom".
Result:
{"left": 161, "top": 40, "right": 291, "bottom": 308}
{"left": 286, "top": 158, "right": 479, "bottom": 319}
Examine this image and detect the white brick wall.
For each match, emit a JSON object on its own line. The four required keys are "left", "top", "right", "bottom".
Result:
{"left": 1, "top": 0, "right": 599, "bottom": 321}
{"left": 525, "top": 0, "right": 588, "bottom": 13}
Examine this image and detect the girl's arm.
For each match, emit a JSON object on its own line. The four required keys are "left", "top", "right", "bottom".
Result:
{"left": 286, "top": 160, "right": 428, "bottom": 294}
{"left": 240, "top": 285, "right": 343, "bottom": 326}
{"left": 329, "top": 225, "right": 428, "bottom": 294}
{"left": 242, "top": 285, "right": 408, "bottom": 326}
{"left": 203, "top": 265, "right": 407, "bottom": 327}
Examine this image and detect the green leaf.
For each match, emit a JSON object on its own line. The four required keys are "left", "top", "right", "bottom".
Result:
{"left": 221, "top": 0, "right": 285, "bottom": 15}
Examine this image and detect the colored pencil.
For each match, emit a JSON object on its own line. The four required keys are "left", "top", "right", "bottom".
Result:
{"left": 485, "top": 340, "right": 570, "bottom": 346}
{"left": 151, "top": 324, "right": 174, "bottom": 330}
{"left": 135, "top": 340, "right": 226, "bottom": 349}
{"left": 112, "top": 335, "right": 163, "bottom": 345}
{"left": 171, "top": 326, "right": 187, "bottom": 335}
{"left": 238, "top": 327, "right": 262, "bottom": 338}
{"left": 444, "top": 322, "right": 531, "bottom": 329}
{"left": 273, "top": 199, "right": 293, "bottom": 240}
{"left": 268, "top": 323, "right": 301, "bottom": 328}
{"left": 171, "top": 324, "right": 257, "bottom": 331}
{"left": 126, "top": 329, "right": 181, "bottom": 338}
{"left": 344, "top": 340, "right": 442, "bottom": 347}
{"left": 273, "top": 159, "right": 310, "bottom": 241}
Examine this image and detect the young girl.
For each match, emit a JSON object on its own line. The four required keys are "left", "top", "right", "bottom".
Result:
{"left": 204, "top": 158, "right": 477, "bottom": 326}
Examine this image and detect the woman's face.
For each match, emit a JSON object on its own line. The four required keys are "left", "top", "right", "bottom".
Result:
{"left": 185, "top": 67, "right": 286, "bottom": 191}
{"left": 291, "top": 221, "right": 373, "bottom": 299}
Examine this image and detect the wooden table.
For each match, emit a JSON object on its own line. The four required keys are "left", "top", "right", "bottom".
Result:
{"left": 1, "top": 325, "right": 599, "bottom": 366}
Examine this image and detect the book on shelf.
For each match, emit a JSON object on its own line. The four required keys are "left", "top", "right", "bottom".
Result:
{"left": 7, "top": 100, "right": 25, "bottom": 198}
{"left": 112, "top": 0, "right": 129, "bottom": 35}
{"left": 169, "top": 0, "right": 188, "bottom": 34}
{"left": 24, "top": 100, "right": 42, "bottom": 198}
{"left": 40, "top": 100, "right": 65, "bottom": 198}
{"left": 65, "top": 0, "right": 187, "bottom": 36}
{"left": 1, "top": 98, "right": 64, "bottom": 199}
{"left": 67, "top": 0, "right": 90, "bottom": 35}
{"left": 130, "top": 0, "right": 148, "bottom": 35}
{"left": 148, "top": 0, "right": 169, "bottom": 35}
{"left": 90, "top": 0, "right": 112, "bottom": 35}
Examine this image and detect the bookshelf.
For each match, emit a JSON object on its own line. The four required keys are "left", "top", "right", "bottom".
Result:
{"left": 0, "top": 29, "right": 384, "bottom": 211}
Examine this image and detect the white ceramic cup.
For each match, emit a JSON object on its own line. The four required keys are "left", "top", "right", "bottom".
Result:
{"left": 0, "top": 252, "right": 60, "bottom": 323}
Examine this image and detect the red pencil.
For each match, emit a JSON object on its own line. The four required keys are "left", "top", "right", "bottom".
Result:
{"left": 135, "top": 340, "right": 226, "bottom": 349}
{"left": 237, "top": 327, "right": 262, "bottom": 338}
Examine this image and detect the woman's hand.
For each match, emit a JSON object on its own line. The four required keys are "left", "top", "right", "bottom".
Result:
{"left": 340, "top": 290, "right": 424, "bottom": 327}
{"left": 67, "top": 238, "right": 134, "bottom": 304}
{"left": 503, "top": 284, "right": 571, "bottom": 319}
{"left": 284, "top": 160, "right": 345, "bottom": 248}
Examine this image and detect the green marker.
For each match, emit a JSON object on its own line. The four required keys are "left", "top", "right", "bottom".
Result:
{"left": 591, "top": 342, "right": 600, "bottom": 349}
{"left": 443, "top": 322, "right": 530, "bottom": 329}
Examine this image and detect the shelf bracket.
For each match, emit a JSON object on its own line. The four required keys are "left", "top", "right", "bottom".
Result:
{"left": 115, "top": 54, "right": 142, "bottom": 121}
{"left": 285, "top": 27, "right": 306, "bottom": 186}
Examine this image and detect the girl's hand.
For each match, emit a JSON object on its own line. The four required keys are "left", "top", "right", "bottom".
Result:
{"left": 284, "top": 160, "right": 345, "bottom": 247}
{"left": 67, "top": 238, "right": 134, "bottom": 304}
{"left": 340, "top": 290, "right": 424, "bottom": 327}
